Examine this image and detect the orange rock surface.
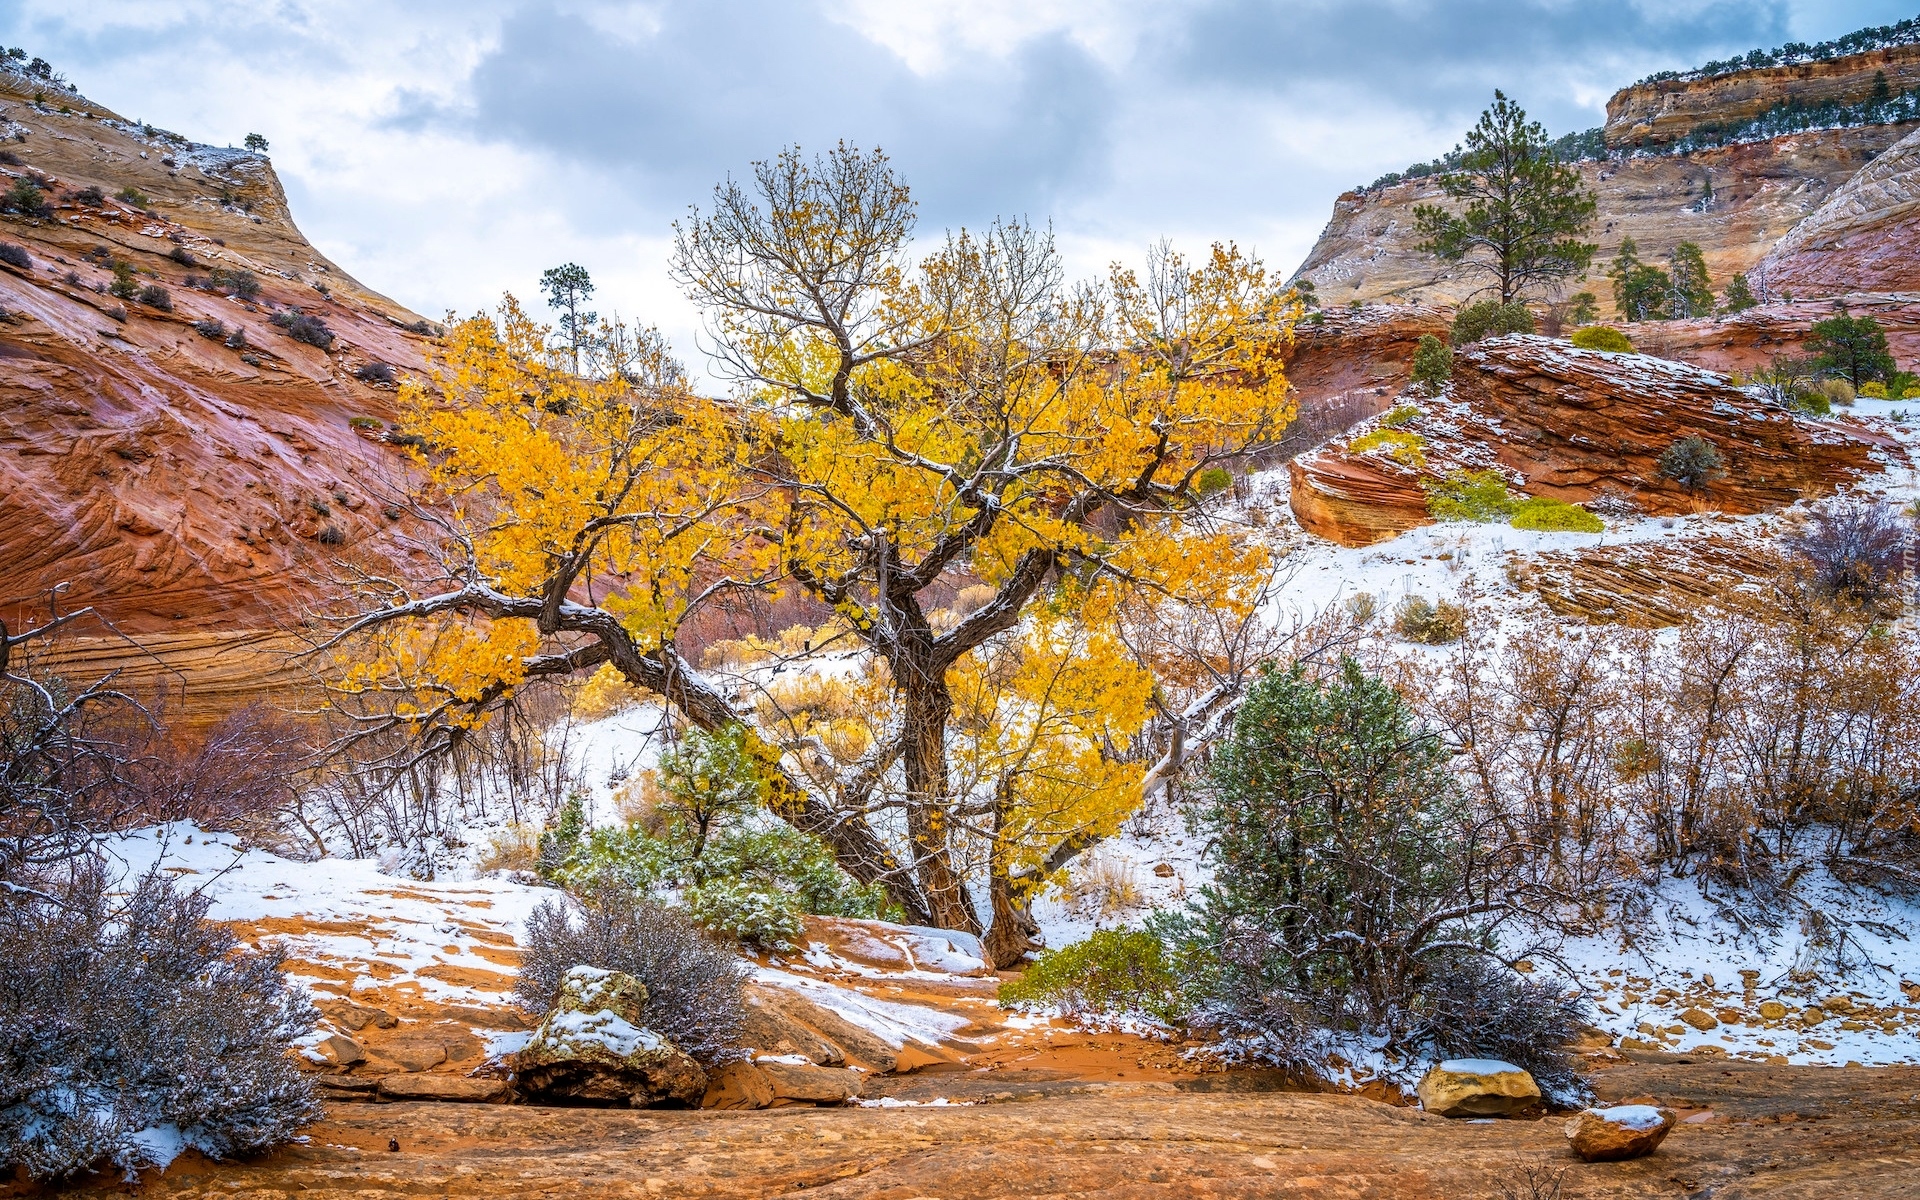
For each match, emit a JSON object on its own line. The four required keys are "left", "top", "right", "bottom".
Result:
{"left": 0, "top": 72, "right": 437, "bottom": 715}
{"left": 1289, "top": 335, "right": 1886, "bottom": 546}
{"left": 1604, "top": 43, "right": 1920, "bottom": 149}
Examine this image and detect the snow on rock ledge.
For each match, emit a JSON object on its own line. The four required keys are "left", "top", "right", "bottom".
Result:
{"left": 511, "top": 966, "right": 707, "bottom": 1107}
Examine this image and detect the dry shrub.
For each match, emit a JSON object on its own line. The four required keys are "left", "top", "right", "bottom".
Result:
{"left": 476, "top": 822, "right": 541, "bottom": 875}
{"left": 1393, "top": 595, "right": 1467, "bottom": 644}
{"left": 1066, "top": 854, "right": 1144, "bottom": 920}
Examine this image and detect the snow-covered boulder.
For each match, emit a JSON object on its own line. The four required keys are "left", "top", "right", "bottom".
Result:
{"left": 1565, "top": 1104, "right": 1677, "bottom": 1161}
{"left": 1414, "top": 1059, "right": 1543, "bottom": 1117}
{"left": 512, "top": 966, "right": 707, "bottom": 1106}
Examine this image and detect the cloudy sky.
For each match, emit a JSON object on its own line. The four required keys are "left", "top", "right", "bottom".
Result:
{"left": 7, "top": 1, "right": 1912, "bottom": 378}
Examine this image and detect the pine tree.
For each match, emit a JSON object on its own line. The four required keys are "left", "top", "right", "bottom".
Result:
{"left": 1807, "top": 308, "right": 1897, "bottom": 389}
{"left": 1668, "top": 242, "right": 1714, "bottom": 318}
{"left": 1608, "top": 238, "right": 1670, "bottom": 322}
{"left": 539, "top": 263, "right": 597, "bottom": 374}
{"left": 1720, "top": 273, "right": 1758, "bottom": 314}
{"left": 1413, "top": 92, "right": 1599, "bottom": 304}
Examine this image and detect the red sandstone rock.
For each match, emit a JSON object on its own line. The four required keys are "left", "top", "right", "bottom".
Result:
{"left": 1757, "top": 126, "right": 1920, "bottom": 296}
{"left": 1289, "top": 335, "right": 1885, "bottom": 546}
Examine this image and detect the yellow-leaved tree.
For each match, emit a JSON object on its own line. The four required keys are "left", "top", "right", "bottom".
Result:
{"left": 334, "top": 144, "right": 1297, "bottom": 963}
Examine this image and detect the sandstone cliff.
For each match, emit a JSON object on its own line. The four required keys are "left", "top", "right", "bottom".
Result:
{"left": 0, "top": 68, "right": 437, "bottom": 712}
{"left": 1604, "top": 43, "right": 1920, "bottom": 149}
{"left": 1755, "top": 125, "right": 1920, "bottom": 296}
{"left": 1293, "top": 125, "right": 1912, "bottom": 312}
{"left": 1288, "top": 335, "right": 1886, "bottom": 546}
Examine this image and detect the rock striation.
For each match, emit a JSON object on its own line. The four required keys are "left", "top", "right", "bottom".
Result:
{"left": 0, "top": 68, "right": 435, "bottom": 718}
{"left": 1604, "top": 44, "right": 1920, "bottom": 149}
{"left": 1756, "top": 126, "right": 1920, "bottom": 296}
{"left": 1288, "top": 335, "right": 1884, "bottom": 546}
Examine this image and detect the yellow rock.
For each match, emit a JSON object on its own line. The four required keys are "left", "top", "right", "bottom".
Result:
{"left": 1679, "top": 1008, "right": 1719, "bottom": 1031}
{"left": 1414, "top": 1060, "right": 1542, "bottom": 1118}
{"left": 1758, "top": 1000, "right": 1789, "bottom": 1020}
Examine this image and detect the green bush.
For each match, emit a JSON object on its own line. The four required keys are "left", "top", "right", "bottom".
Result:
{"left": 1378, "top": 404, "right": 1421, "bottom": 428}
{"left": 135, "top": 283, "right": 171, "bottom": 311}
{"left": 1348, "top": 428, "right": 1426, "bottom": 467}
{"left": 115, "top": 186, "right": 150, "bottom": 209}
{"left": 108, "top": 262, "right": 137, "bottom": 300}
{"left": 1154, "top": 660, "right": 1583, "bottom": 1091}
{"left": 998, "top": 929, "right": 1185, "bottom": 1025}
{"left": 1393, "top": 596, "right": 1467, "bottom": 644}
{"left": 1410, "top": 334, "right": 1451, "bottom": 393}
{"left": 1449, "top": 300, "right": 1534, "bottom": 346}
{"left": 1796, "top": 389, "right": 1833, "bottom": 416}
{"left": 1570, "top": 325, "right": 1632, "bottom": 353}
{"left": 1422, "top": 469, "right": 1520, "bottom": 522}
{"left": 547, "top": 726, "right": 888, "bottom": 950}
{"left": 1657, "top": 435, "right": 1725, "bottom": 491}
{"left": 1509, "top": 497, "right": 1604, "bottom": 532}
{"left": 1193, "top": 466, "right": 1233, "bottom": 496}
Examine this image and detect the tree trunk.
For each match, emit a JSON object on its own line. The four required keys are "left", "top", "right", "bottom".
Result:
{"left": 899, "top": 674, "right": 980, "bottom": 934}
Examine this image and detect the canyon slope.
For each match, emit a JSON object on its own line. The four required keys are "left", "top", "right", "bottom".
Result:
{"left": 1293, "top": 42, "right": 1920, "bottom": 312}
{"left": 0, "top": 64, "right": 436, "bottom": 712}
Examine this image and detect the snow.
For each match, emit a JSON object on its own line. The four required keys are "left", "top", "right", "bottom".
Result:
{"left": 544, "top": 1008, "right": 664, "bottom": 1057}
{"left": 1594, "top": 1104, "right": 1668, "bottom": 1130}
{"left": 1437, "top": 1059, "right": 1525, "bottom": 1076}
{"left": 126, "top": 1125, "right": 186, "bottom": 1172}
{"left": 752, "top": 966, "right": 974, "bottom": 1049}
{"left": 99, "top": 823, "right": 545, "bottom": 1011}
{"left": 852, "top": 1096, "right": 973, "bottom": 1107}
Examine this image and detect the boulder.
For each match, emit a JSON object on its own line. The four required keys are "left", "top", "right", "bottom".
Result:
{"left": 756, "top": 1060, "right": 864, "bottom": 1104}
{"left": 1758, "top": 1000, "right": 1789, "bottom": 1020}
{"left": 1414, "top": 1060, "right": 1543, "bottom": 1118}
{"left": 702, "top": 1060, "right": 776, "bottom": 1110}
{"left": 744, "top": 983, "right": 903, "bottom": 1073}
{"left": 512, "top": 966, "right": 708, "bottom": 1107}
{"left": 1565, "top": 1105, "right": 1677, "bottom": 1162}
{"left": 1758, "top": 125, "right": 1920, "bottom": 296}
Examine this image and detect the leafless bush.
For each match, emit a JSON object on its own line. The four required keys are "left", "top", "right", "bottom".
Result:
{"left": 516, "top": 882, "right": 747, "bottom": 1063}
{"left": 1420, "top": 956, "right": 1589, "bottom": 1101}
{"left": 0, "top": 863, "right": 319, "bottom": 1182}
{"left": 1786, "top": 496, "right": 1909, "bottom": 605}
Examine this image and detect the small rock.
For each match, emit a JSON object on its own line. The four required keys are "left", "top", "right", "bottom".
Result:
{"left": 1802, "top": 1006, "right": 1828, "bottom": 1026}
{"left": 1414, "top": 1060, "right": 1542, "bottom": 1118}
{"left": 1758, "top": 1000, "right": 1789, "bottom": 1020}
{"left": 702, "top": 1060, "right": 776, "bottom": 1110}
{"left": 1820, "top": 995, "right": 1854, "bottom": 1014}
{"left": 328, "top": 1001, "right": 399, "bottom": 1031}
{"left": 1152, "top": 863, "right": 1176, "bottom": 878}
{"left": 513, "top": 966, "right": 708, "bottom": 1107}
{"left": 369, "top": 1039, "right": 448, "bottom": 1073}
{"left": 756, "top": 1060, "right": 864, "bottom": 1104}
{"left": 1565, "top": 1105, "right": 1676, "bottom": 1162}
{"left": 1679, "top": 1007, "right": 1718, "bottom": 1031}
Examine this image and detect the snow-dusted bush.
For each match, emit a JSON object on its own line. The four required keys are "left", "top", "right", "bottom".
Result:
{"left": 1160, "top": 661, "right": 1550, "bottom": 1074}
{"left": 1450, "top": 300, "right": 1533, "bottom": 347}
{"left": 1393, "top": 595, "right": 1467, "bottom": 644}
{"left": 0, "top": 864, "right": 319, "bottom": 1183}
{"left": 1423, "top": 469, "right": 1520, "bottom": 523}
{"left": 1409, "top": 335, "right": 1451, "bottom": 393}
{"left": 1509, "top": 497, "right": 1604, "bottom": 533}
{"left": 1656, "top": 435, "right": 1725, "bottom": 491}
{"left": 516, "top": 883, "right": 747, "bottom": 1063}
{"left": 1569, "top": 325, "right": 1631, "bottom": 353}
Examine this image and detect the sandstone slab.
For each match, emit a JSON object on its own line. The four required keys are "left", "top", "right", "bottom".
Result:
{"left": 757, "top": 1060, "right": 863, "bottom": 1104}
{"left": 701, "top": 1060, "right": 776, "bottom": 1110}
{"left": 377, "top": 1074, "right": 511, "bottom": 1103}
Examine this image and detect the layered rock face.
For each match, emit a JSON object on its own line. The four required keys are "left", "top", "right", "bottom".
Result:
{"left": 1288, "top": 335, "right": 1885, "bottom": 546}
{"left": 0, "top": 69, "right": 435, "bottom": 714}
{"left": 1756, "top": 125, "right": 1920, "bottom": 295}
{"left": 1295, "top": 125, "right": 1913, "bottom": 312}
{"left": 1604, "top": 44, "right": 1920, "bottom": 149}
